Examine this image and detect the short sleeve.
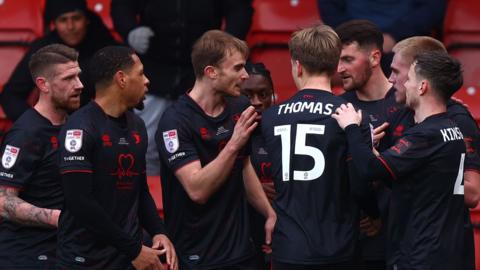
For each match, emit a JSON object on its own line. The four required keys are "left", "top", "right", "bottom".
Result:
{"left": 58, "top": 124, "right": 95, "bottom": 173}
{"left": 156, "top": 113, "right": 199, "bottom": 172}
{"left": 450, "top": 113, "right": 480, "bottom": 171}
{"left": 0, "top": 130, "right": 42, "bottom": 187}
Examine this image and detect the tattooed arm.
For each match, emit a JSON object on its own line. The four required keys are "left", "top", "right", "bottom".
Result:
{"left": 0, "top": 186, "right": 60, "bottom": 228}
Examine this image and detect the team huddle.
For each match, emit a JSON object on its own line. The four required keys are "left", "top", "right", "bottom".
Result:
{"left": 0, "top": 19, "right": 478, "bottom": 270}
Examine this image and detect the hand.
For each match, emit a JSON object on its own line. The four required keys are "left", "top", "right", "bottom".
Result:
{"left": 451, "top": 96, "right": 469, "bottom": 109}
{"left": 261, "top": 244, "right": 272, "bottom": 254}
{"left": 228, "top": 106, "right": 258, "bottom": 151}
{"left": 132, "top": 245, "right": 166, "bottom": 270}
{"left": 382, "top": 33, "right": 396, "bottom": 53}
{"left": 152, "top": 234, "right": 178, "bottom": 270}
{"left": 264, "top": 212, "right": 276, "bottom": 248}
{"left": 331, "top": 103, "right": 362, "bottom": 130}
{"left": 359, "top": 217, "right": 382, "bottom": 237}
{"left": 261, "top": 182, "right": 276, "bottom": 202}
{"left": 128, "top": 26, "right": 155, "bottom": 54}
{"left": 372, "top": 122, "right": 389, "bottom": 147}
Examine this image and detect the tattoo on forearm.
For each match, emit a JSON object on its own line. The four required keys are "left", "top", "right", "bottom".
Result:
{"left": 0, "top": 186, "right": 57, "bottom": 228}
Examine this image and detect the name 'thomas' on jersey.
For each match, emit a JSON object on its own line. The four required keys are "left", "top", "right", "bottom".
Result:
{"left": 261, "top": 89, "right": 372, "bottom": 264}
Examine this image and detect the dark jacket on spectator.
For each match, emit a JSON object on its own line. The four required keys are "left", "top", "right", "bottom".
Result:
{"left": 111, "top": 0, "right": 253, "bottom": 99}
{"left": 0, "top": 11, "right": 118, "bottom": 121}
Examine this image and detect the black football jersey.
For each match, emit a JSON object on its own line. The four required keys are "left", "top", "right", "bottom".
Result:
{"left": 261, "top": 89, "right": 373, "bottom": 264}
{"left": 446, "top": 100, "right": 480, "bottom": 270}
{"left": 57, "top": 102, "right": 148, "bottom": 269}
{"left": 156, "top": 94, "right": 255, "bottom": 269}
{"left": 0, "top": 109, "right": 62, "bottom": 269}
{"left": 341, "top": 87, "right": 403, "bottom": 151}
{"left": 341, "top": 88, "right": 402, "bottom": 260}
{"left": 355, "top": 113, "right": 466, "bottom": 269}
{"left": 248, "top": 130, "right": 273, "bottom": 249}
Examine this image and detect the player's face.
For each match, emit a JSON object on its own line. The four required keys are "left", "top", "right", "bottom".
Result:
{"left": 54, "top": 11, "right": 89, "bottom": 47}
{"left": 404, "top": 63, "right": 420, "bottom": 109}
{"left": 125, "top": 54, "right": 149, "bottom": 109}
{"left": 49, "top": 61, "right": 83, "bottom": 113}
{"left": 215, "top": 50, "right": 249, "bottom": 97}
{"left": 337, "top": 42, "right": 373, "bottom": 91}
{"left": 389, "top": 52, "right": 411, "bottom": 104}
{"left": 241, "top": 74, "right": 273, "bottom": 112}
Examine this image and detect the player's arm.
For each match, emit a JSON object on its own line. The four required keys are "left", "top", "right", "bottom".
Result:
{"left": 62, "top": 171, "right": 165, "bottom": 269}
{"left": 138, "top": 174, "right": 178, "bottom": 270}
{"left": 449, "top": 110, "right": 480, "bottom": 208}
{"left": 332, "top": 103, "right": 397, "bottom": 182}
{"left": 0, "top": 185, "right": 59, "bottom": 227}
{"left": 243, "top": 157, "right": 276, "bottom": 245}
{"left": 174, "top": 106, "right": 258, "bottom": 204}
{"left": 465, "top": 170, "right": 480, "bottom": 208}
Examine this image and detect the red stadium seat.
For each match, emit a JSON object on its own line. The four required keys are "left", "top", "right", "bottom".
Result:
{"left": 247, "top": 0, "right": 321, "bottom": 102}
{"left": 0, "top": 0, "right": 45, "bottom": 87}
{"left": 443, "top": 0, "right": 480, "bottom": 49}
{"left": 146, "top": 175, "right": 164, "bottom": 218}
{"left": 0, "top": 0, "right": 45, "bottom": 44}
{"left": 443, "top": 0, "right": 480, "bottom": 122}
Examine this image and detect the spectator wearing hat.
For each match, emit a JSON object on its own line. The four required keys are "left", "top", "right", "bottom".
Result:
{"left": 0, "top": 0, "right": 118, "bottom": 122}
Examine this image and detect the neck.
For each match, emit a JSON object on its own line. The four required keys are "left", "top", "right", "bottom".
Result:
{"left": 297, "top": 74, "right": 332, "bottom": 93}
{"left": 413, "top": 98, "right": 446, "bottom": 123}
{"left": 188, "top": 80, "right": 226, "bottom": 117}
{"left": 94, "top": 87, "right": 128, "bottom": 117}
{"left": 34, "top": 98, "right": 67, "bottom": 125}
{"left": 356, "top": 69, "right": 392, "bottom": 101}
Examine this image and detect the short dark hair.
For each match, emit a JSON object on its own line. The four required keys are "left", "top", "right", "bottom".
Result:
{"left": 289, "top": 24, "right": 341, "bottom": 76}
{"left": 89, "top": 46, "right": 135, "bottom": 89}
{"left": 245, "top": 62, "right": 274, "bottom": 89}
{"left": 191, "top": 30, "right": 249, "bottom": 79}
{"left": 29, "top": 43, "right": 79, "bottom": 80}
{"left": 414, "top": 51, "right": 463, "bottom": 102}
{"left": 335, "top": 19, "right": 383, "bottom": 51}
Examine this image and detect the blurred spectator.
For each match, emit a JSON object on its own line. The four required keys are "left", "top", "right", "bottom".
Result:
{"left": 318, "top": 0, "right": 447, "bottom": 73}
{"left": 111, "top": 0, "right": 253, "bottom": 175}
{"left": 0, "top": 0, "right": 118, "bottom": 121}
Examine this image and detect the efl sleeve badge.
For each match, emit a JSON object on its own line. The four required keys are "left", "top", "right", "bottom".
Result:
{"left": 65, "top": 129, "right": 83, "bottom": 153}
{"left": 2, "top": 145, "right": 20, "bottom": 169}
{"left": 163, "top": 129, "right": 179, "bottom": 154}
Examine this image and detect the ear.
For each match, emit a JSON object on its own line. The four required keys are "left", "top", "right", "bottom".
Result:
{"left": 204, "top": 65, "right": 217, "bottom": 79}
{"left": 295, "top": 60, "right": 303, "bottom": 77}
{"left": 418, "top": 80, "right": 428, "bottom": 96}
{"left": 114, "top": 70, "right": 127, "bottom": 88}
{"left": 369, "top": 49, "right": 381, "bottom": 67}
{"left": 35, "top": 77, "right": 49, "bottom": 94}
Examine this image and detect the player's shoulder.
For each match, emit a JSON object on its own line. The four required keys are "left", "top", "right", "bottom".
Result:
{"left": 63, "top": 102, "right": 104, "bottom": 135}
{"left": 226, "top": 94, "right": 250, "bottom": 112}
{"left": 447, "top": 99, "right": 470, "bottom": 115}
{"left": 338, "top": 90, "right": 356, "bottom": 103}
{"left": 5, "top": 109, "right": 51, "bottom": 141}
{"left": 447, "top": 99, "right": 477, "bottom": 125}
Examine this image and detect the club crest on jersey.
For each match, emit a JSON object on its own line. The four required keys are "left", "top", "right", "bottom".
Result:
{"left": 2, "top": 145, "right": 20, "bottom": 169}
{"left": 65, "top": 129, "right": 83, "bottom": 153}
{"left": 163, "top": 129, "right": 179, "bottom": 153}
